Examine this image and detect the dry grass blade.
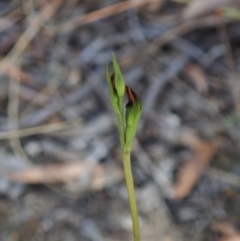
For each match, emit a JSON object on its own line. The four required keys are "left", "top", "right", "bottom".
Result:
{"left": 127, "top": 15, "right": 233, "bottom": 67}
{"left": 0, "top": 118, "right": 81, "bottom": 139}
{"left": 183, "top": 0, "right": 238, "bottom": 20}
{"left": 1, "top": 0, "right": 63, "bottom": 68}
{"left": 52, "top": 0, "right": 162, "bottom": 34}
{"left": 5, "top": 0, "right": 64, "bottom": 166}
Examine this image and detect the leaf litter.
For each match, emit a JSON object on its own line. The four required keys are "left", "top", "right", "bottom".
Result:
{"left": 0, "top": 0, "right": 240, "bottom": 241}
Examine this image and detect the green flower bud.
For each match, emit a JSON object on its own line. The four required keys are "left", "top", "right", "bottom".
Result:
{"left": 125, "top": 86, "right": 142, "bottom": 146}
{"left": 106, "top": 65, "right": 120, "bottom": 115}
{"left": 112, "top": 54, "right": 125, "bottom": 99}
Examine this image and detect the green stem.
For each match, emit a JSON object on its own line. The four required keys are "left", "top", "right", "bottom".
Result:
{"left": 116, "top": 106, "right": 125, "bottom": 152}
{"left": 122, "top": 149, "right": 141, "bottom": 241}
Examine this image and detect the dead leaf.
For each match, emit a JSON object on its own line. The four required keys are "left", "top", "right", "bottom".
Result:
{"left": 212, "top": 222, "right": 238, "bottom": 236}
{"left": 183, "top": 0, "right": 238, "bottom": 20}
{"left": 8, "top": 162, "right": 123, "bottom": 186}
{"left": 222, "top": 236, "right": 240, "bottom": 241}
{"left": 8, "top": 162, "right": 88, "bottom": 183}
{"left": 185, "top": 63, "right": 208, "bottom": 94}
{"left": 172, "top": 131, "right": 221, "bottom": 199}
{"left": 211, "top": 222, "right": 240, "bottom": 241}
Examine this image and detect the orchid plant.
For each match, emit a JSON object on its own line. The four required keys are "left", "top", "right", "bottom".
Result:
{"left": 106, "top": 54, "right": 142, "bottom": 241}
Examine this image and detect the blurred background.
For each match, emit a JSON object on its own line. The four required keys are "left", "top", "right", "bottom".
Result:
{"left": 1, "top": 0, "right": 240, "bottom": 240}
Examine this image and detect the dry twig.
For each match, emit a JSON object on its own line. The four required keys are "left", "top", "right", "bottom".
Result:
{"left": 50, "top": 0, "right": 163, "bottom": 34}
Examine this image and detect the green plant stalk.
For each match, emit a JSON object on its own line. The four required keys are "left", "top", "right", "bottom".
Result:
{"left": 116, "top": 109, "right": 125, "bottom": 152}
{"left": 116, "top": 107, "right": 141, "bottom": 241}
{"left": 122, "top": 148, "right": 141, "bottom": 241}
{"left": 106, "top": 55, "right": 142, "bottom": 241}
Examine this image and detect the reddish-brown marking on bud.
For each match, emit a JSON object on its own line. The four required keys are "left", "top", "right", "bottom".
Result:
{"left": 126, "top": 85, "right": 137, "bottom": 107}
{"left": 110, "top": 73, "right": 115, "bottom": 87}
{"left": 110, "top": 72, "right": 118, "bottom": 95}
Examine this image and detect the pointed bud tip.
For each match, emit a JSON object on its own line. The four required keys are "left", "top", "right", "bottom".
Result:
{"left": 126, "top": 85, "right": 138, "bottom": 106}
